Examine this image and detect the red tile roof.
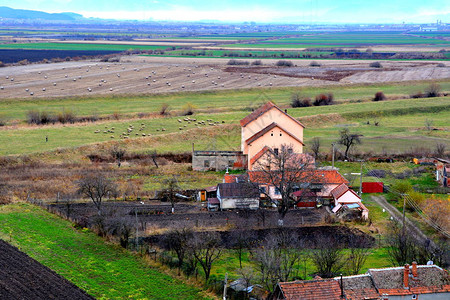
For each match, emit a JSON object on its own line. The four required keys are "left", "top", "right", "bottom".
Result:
{"left": 240, "top": 101, "right": 305, "bottom": 128}
{"left": 249, "top": 146, "right": 270, "bottom": 167}
{"left": 249, "top": 170, "right": 349, "bottom": 185}
{"left": 245, "top": 122, "right": 305, "bottom": 146}
{"left": 276, "top": 279, "right": 342, "bottom": 300}
{"left": 330, "top": 183, "right": 349, "bottom": 200}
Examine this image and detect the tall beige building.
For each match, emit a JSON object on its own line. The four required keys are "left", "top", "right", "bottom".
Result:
{"left": 240, "top": 102, "right": 305, "bottom": 170}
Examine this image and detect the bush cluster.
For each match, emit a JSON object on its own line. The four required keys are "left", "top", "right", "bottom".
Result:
{"left": 26, "top": 109, "right": 98, "bottom": 125}
{"left": 276, "top": 60, "right": 293, "bottom": 67}
{"left": 313, "top": 93, "right": 334, "bottom": 106}
{"left": 227, "top": 59, "right": 249, "bottom": 65}
{"left": 373, "top": 91, "right": 386, "bottom": 101}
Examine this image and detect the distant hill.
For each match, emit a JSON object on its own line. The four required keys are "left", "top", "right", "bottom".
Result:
{"left": 0, "top": 6, "right": 83, "bottom": 21}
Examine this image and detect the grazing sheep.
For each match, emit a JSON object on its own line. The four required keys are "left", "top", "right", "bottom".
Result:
{"left": 25, "top": 88, "right": 29, "bottom": 92}
{"left": 73, "top": 78, "right": 77, "bottom": 82}
{"left": 10, "top": 78, "right": 14, "bottom": 81}
{"left": 53, "top": 82, "right": 57, "bottom": 86}
{"left": 178, "top": 119, "right": 182, "bottom": 123}
{"left": 38, "top": 72, "right": 41, "bottom": 74}
{"left": 192, "top": 80, "right": 195, "bottom": 83}
{"left": 111, "top": 136, "right": 114, "bottom": 138}
{"left": 117, "top": 74, "right": 120, "bottom": 77}
{"left": 5, "top": 76, "right": 9, "bottom": 79}
{"left": 0, "top": 86, "right": 3, "bottom": 90}
{"left": 65, "top": 75, "right": 68, "bottom": 78}
{"left": 179, "top": 127, "right": 183, "bottom": 130}
{"left": 147, "top": 83, "right": 151, "bottom": 86}
{"left": 162, "top": 128, "right": 166, "bottom": 131}
{"left": 110, "top": 88, "right": 113, "bottom": 91}
{"left": 87, "top": 88, "right": 92, "bottom": 92}
{"left": 30, "top": 92, "right": 34, "bottom": 95}
{"left": 145, "top": 77, "right": 149, "bottom": 80}
{"left": 153, "top": 79, "right": 156, "bottom": 82}
{"left": 44, "top": 75, "right": 48, "bottom": 79}
{"left": 181, "top": 85, "right": 185, "bottom": 88}
{"left": 99, "top": 83, "right": 102, "bottom": 86}
{"left": 42, "top": 88, "right": 46, "bottom": 91}
{"left": 78, "top": 76, "right": 82, "bottom": 79}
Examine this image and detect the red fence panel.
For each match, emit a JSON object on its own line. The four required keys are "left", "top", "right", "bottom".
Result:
{"left": 362, "top": 182, "right": 383, "bottom": 193}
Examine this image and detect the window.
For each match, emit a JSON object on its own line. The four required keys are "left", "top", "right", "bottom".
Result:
{"left": 259, "top": 186, "right": 267, "bottom": 194}
{"left": 288, "top": 148, "right": 293, "bottom": 154}
{"left": 274, "top": 187, "right": 281, "bottom": 195}
{"left": 228, "top": 160, "right": 234, "bottom": 167}
{"left": 274, "top": 148, "right": 279, "bottom": 155}
{"left": 280, "top": 133, "right": 282, "bottom": 136}
{"left": 271, "top": 132, "right": 273, "bottom": 136}
{"left": 204, "top": 160, "right": 210, "bottom": 168}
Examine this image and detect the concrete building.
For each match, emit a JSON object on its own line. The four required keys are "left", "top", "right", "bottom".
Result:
{"left": 192, "top": 150, "right": 246, "bottom": 171}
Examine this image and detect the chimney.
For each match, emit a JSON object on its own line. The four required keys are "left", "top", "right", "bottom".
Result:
{"left": 403, "top": 264, "right": 410, "bottom": 289}
{"left": 412, "top": 261, "right": 418, "bottom": 278}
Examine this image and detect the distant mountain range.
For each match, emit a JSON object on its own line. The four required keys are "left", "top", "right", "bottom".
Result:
{"left": 0, "top": 6, "right": 83, "bottom": 21}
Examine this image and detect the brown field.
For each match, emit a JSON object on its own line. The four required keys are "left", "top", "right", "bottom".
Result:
{"left": 0, "top": 56, "right": 448, "bottom": 99}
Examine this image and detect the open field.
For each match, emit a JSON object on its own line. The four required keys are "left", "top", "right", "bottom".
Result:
{"left": 0, "top": 203, "right": 211, "bottom": 300}
{"left": 0, "top": 56, "right": 448, "bottom": 100}
{"left": 0, "top": 96, "right": 448, "bottom": 156}
{"left": 0, "top": 42, "right": 178, "bottom": 51}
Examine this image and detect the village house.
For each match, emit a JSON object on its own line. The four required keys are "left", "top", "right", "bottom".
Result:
{"left": 240, "top": 101, "right": 305, "bottom": 170}
{"left": 216, "top": 182, "right": 260, "bottom": 210}
{"left": 272, "top": 263, "right": 450, "bottom": 300}
{"left": 331, "top": 183, "right": 369, "bottom": 220}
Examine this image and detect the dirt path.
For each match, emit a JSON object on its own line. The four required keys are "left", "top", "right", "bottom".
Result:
{"left": 371, "top": 195, "right": 436, "bottom": 248}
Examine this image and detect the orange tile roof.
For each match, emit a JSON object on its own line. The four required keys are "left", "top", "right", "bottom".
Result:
{"left": 239, "top": 101, "right": 305, "bottom": 128}
{"left": 249, "top": 170, "right": 349, "bottom": 185}
{"left": 249, "top": 146, "right": 270, "bottom": 167}
{"left": 277, "top": 279, "right": 342, "bottom": 300}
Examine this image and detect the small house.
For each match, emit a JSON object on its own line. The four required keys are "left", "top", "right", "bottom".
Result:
{"left": 216, "top": 182, "right": 260, "bottom": 210}
{"left": 331, "top": 183, "right": 369, "bottom": 220}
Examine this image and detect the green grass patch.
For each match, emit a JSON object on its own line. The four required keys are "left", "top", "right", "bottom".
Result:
{"left": 0, "top": 42, "right": 175, "bottom": 51}
{"left": 0, "top": 203, "right": 210, "bottom": 300}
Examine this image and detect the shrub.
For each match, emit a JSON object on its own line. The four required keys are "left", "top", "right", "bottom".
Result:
{"left": 410, "top": 92, "right": 425, "bottom": 99}
{"left": 159, "top": 103, "right": 171, "bottom": 116}
{"left": 369, "top": 61, "right": 382, "bottom": 68}
{"left": 425, "top": 83, "right": 441, "bottom": 97}
{"left": 251, "top": 60, "right": 262, "bottom": 65}
{"left": 313, "top": 93, "right": 334, "bottom": 106}
{"left": 57, "top": 110, "right": 76, "bottom": 124}
{"left": 437, "top": 63, "right": 445, "bottom": 67}
{"left": 227, "top": 59, "right": 249, "bottom": 65}
{"left": 276, "top": 60, "right": 293, "bottom": 67}
{"left": 373, "top": 91, "right": 386, "bottom": 101}
{"left": 309, "top": 61, "right": 321, "bottom": 67}
{"left": 182, "top": 102, "right": 196, "bottom": 115}
{"left": 291, "top": 93, "right": 312, "bottom": 107}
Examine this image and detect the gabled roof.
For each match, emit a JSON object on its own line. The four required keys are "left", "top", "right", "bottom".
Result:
{"left": 339, "top": 274, "right": 379, "bottom": 300}
{"left": 331, "top": 183, "right": 349, "bottom": 199}
{"left": 217, "top": 182, "right": 260, "bottom": 199}
{"left": 368, "top": 265, "right": 450, "bottom": 296}
{"left": 249, "top": 146, "right": 270, "bottom": 166}
{"left": 245, "top": 122, "right": 305, "bottom": 146}
{"left": 276, "top": 279, "right": 342, "bottom": 300}
{"left": 239, "top": 101, "right": 305, "bottom": 128}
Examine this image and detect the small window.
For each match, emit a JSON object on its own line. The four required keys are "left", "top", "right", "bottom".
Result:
{"left": 274, "top": 148, "right": 279, "bottom": 155}
{"left": 274, "top": 187, "right": 281, "bottom": 195}
{"left": 259, "top": 186, "right": 267, "bottom": 193}
{"left": 271, "top": 132, "right": 273, "bottom": 136}
{"left": 411, "top": 295, "right": 417, "bottom": 300}
{"left": 288, "top": 148, "right": 293, "bottom": 154}
{"left": 280, "top": 133, "right": 282, "bottom": 136}
{"left": 204, "top": 160, "right": 210, "bottom": 168}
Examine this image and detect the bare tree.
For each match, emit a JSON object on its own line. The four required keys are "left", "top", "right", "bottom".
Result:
{"left": 107, "top": 217, "right": 134, "bottom": 249}
{"left": 147, "top": 150, "right": 159, "bottom": 168}
{"left": 309, "top": 236, "right": 345, "bottom": 278}
{"left": 163, "top": 227, "right": 193, "bottom": 274}
{"left": 385, "top": 223, "right": 417, "bottom": 266}
{"left": 236, "top": 266, "right": 256, "bottom": 300}
{"left": 425, "top": 119, "right": 434, "bottom": 132}
{"left": 251, "top": 144, "right": 317, "bottom": 226}
{"left": 189, "top": 231, "right": 222, "bottom": 282}
{"left": 161, "top": 176, "right": 179, "bottom": 213}
{"left": 345, "top": 236, "right": 371, "bottom": 275}
{"left": 253, "top": 230, "right": 303, "bottom": 292}
{"left": 230, "top": 229, "right": 250, "bottom": 268}
{"left": 310, "top": 137, "right": 321, "bottom": 160}
{"left": 337, "top": 128, "right": 362, "bottom": 160}
{"left": 435, "top": 143, "right": 446, "bottom": 157}
{"left": 77, "top": 174, "right": 117, "bottom": 215}
{"left": 110, "top": 145, "right": 126, "bottom": 167}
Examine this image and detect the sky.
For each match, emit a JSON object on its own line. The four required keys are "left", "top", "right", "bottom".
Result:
{"left": 2, "top": 0, "right": 449, "bottom": 23}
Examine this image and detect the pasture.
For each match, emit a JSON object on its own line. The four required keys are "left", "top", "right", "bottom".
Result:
{"left": 0, "top": 203, "right": 211, "bottom": 300}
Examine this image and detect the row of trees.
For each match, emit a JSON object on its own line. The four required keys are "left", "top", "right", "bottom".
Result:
{"left": 162, "top": 227, "right": 371, "bottom": 293}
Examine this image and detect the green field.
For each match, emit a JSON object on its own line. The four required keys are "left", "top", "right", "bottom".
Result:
{"left": 0, "top": 203, "right": 210, "bottom": 300}
{"left": 219, "top": 32, "right": 450, "bottom": 49}
{"left": 0, "top": 42, "right": 176, "bottom": 51}
{"left": 152, "top": 49, "right": 333, "bottom": 59}
{"left": 0, "top": 95, "right": 448, "bottom": 156}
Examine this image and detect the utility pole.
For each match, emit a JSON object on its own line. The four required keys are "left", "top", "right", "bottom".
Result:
{"left": 332, "top": 143, "right": 335, "bottom": 169}
{"left": 359, "top": 160, "right": 363, "bottom": 197}
{"left": 223, "top": 272, "right": 228, "bottom": 300}
{"left": 402, "top": 193, "right": 406, "bottom": 236}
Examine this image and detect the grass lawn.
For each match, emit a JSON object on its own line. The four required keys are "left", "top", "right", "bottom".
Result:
{"left": 0, "top": 203, "right": 212, "bottom": 300}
